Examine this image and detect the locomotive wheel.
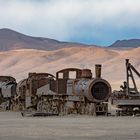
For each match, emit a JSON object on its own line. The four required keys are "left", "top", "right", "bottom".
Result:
{"left": 49, "top": 100, "right": 58, "bottom": 114}
{"left": 63, "top": 104, "right": 69, "bottom": 115}
{"left": 78, "top": 103, "right": 85, "bottom": 115}
{"left": 85, "top": 103, "right": 90, "bottom": 115}
{"left": 88, "top": 103, "right": 96, "bottom": 115}
{"left": 37, "top": 101, "right": 42, "bottom": 112}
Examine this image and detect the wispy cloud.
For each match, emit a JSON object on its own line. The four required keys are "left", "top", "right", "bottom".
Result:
{"left": 0, "top": 0, "right": 140, "bottom": 45}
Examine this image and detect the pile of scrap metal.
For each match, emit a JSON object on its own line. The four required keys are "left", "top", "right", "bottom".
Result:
{"left": 111, "top": 59, "right": 140, "bottom": 116}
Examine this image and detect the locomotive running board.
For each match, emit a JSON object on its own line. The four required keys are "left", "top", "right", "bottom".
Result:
{"left": 21, "top": 111, "right": 59, "bottom": 117}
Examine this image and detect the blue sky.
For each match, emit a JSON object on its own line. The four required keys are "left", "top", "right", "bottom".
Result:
{"left": 0, "top": 0, "right": 140, "bottom": 46}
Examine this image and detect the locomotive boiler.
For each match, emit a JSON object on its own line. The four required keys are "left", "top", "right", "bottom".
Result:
{"left": 73, "top": 66, "right": 111, "bottom": 103}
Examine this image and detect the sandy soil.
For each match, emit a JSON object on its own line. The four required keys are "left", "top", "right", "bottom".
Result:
{"left": 0, "top": 112, "right": 139, "bottom": 140}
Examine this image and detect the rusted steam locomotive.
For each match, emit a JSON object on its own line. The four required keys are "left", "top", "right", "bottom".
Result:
{"left": 0, "top": 64, "right": 111, "bottom": 116}
{"left": 15, "top": 64, "right": 111, "bottom": 116}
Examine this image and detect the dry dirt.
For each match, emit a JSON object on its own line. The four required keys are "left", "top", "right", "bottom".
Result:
{"left": 0, "top": 112, "right": 140, "bottom": 140}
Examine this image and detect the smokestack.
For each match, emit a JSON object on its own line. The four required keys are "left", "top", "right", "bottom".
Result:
{"left": 95, "top": 64, "right": 102, "bottom": 78}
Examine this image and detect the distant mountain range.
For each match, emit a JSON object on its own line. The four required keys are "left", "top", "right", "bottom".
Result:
{"left": 108, "top": 39, "right": 140, "bottom": 48}
{"left": 0, "top": 28, "right": 140, "bottom": 51}
{"left": 0, "top": 28, "right": 85, "bottom": 51}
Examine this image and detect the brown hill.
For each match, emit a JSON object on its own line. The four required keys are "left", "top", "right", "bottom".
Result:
{"left": 0, "top": 47, "right": 140, "bottom": 89}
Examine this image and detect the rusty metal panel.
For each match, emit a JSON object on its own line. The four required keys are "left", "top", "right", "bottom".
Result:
{"left": 81, "top": 69, "right": 92, "bottom": 78}
{"left": 67, "top": 80, "right": 73, "bottom": 95}
{"left": 2, "top": 85, "right": 16, "bottom": 98}
{"left": 37, "top": 84, "right": 55, "bottom": 96}
{"left": 57, "top": 79, "right": 67, "bottom": 94}
{"left": 50, "top": 80, "right": 56, "bottom": 92}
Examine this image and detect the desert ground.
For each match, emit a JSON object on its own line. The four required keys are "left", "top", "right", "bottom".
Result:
{"left": 0, "top": 111, "right": 140, "bottom": 140}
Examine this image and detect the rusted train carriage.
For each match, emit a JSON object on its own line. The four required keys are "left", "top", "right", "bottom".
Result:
{"left": 0, "top": 76, "right": 17, "bottom": 110}
{"left": 15, "top": 73, "right": 55, "bottom": 110}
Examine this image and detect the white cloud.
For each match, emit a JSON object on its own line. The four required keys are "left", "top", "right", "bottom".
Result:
{"left": 0, "top": 0, "right": 140, "bottom": 42}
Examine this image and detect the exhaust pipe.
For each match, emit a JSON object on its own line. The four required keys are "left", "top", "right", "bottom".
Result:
{"left": 95, "top": 64, "right": 102, "bottom": 78}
